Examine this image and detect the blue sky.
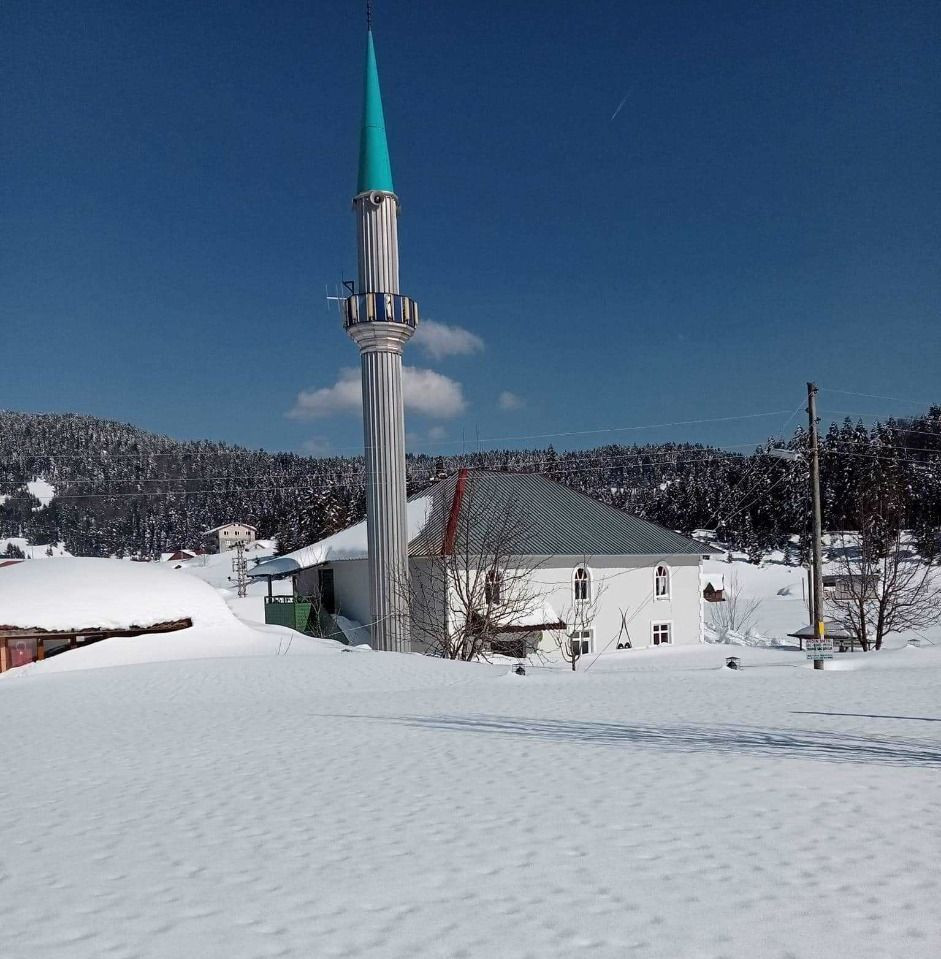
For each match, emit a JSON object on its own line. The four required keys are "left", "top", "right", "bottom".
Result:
{"left": 2, "top": 0, "right": 938, "bottom": 457}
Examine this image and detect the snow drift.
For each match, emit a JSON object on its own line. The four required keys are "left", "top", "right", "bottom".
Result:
{"left": 0, "top": 557, "right": 235, "bottom": 632}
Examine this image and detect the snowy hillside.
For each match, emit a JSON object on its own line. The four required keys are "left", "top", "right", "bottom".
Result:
{"left": 0, "top": 536, "right": 70, "bottom": 559}
{"left": 168, "top": 542, "right": 294, "bottom": 624}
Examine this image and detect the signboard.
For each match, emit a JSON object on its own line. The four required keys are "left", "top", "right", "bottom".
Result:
{"left": 806, "top": 624, "right": 833, "bottom": 661}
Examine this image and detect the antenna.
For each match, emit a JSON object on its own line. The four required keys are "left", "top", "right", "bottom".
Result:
{"left": 366, "top": 1, "right": 373, "bottom": 31}
{"left": 325, "top": 278, "right": 352, "bottom": 322}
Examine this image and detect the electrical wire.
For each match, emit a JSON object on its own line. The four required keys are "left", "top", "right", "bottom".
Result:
{"left": 6, "top": 409, "right": 794, "bottom": 462}
{"left": 819, "top": 387, "right": 938, "bottom": 407}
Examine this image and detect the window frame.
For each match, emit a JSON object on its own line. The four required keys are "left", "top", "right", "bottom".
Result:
{"left": 654, "top": 563, "right": 671, "bottom": 600}
{"left": 573, "top": 565, "right": 592, "bottom": 604}
{"left": 484, "top": 568, "right": 504, "bottom": 607}
{"left": 651, "top": 621, "right": 673, "bottom": 646}
{"left": 568, "top": 628, "right": 593, "bottom": 657}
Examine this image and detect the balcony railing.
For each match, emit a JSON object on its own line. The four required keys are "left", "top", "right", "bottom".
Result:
{"left": 344, "top": 292, "right": 419, "bottom": 330}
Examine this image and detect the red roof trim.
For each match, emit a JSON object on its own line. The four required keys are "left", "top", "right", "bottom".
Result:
{"left": 441, "top": 468, "right": 469, "bottom": 556}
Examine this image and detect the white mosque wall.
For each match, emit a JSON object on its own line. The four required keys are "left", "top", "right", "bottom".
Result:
{"left": 310, "top": 552, "right": 704, "bottom": 654}
{"left": 527, "top": 554, "right": 704, "bottom": 653}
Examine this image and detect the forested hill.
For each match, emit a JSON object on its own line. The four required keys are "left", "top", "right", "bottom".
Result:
{"left": 1, "top": 407, "right": 940, "bottom": 561}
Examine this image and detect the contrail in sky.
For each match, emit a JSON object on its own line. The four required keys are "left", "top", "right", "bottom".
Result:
{"left": 610, "top": 88, "right": 633, "bottom": 121}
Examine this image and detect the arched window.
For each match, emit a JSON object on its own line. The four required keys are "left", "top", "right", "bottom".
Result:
{"left": 485, "top": 569, "right": 503, "bottom": 606}
{"left": 654, "top": 564, "right": 670, "bottom": 599}
{"left": 573, "top": 566, "right": 591, "bottom": 603}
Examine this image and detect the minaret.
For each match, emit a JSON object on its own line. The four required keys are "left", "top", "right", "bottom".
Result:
{"left": 343, "top": 22, "right": 418, "bottom": 652}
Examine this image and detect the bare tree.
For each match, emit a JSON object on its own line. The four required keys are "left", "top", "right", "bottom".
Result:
{"left": 554, "top": 557, "right": 606, "bottom": 671}
{"left": 828, "top": 523, "right": 941, "bottom": 651}
{"left": 407, "top": 474, "right": 552, "bottom": 661}
{"left": 708, "top": 571, "right": 762, "bottom": 642}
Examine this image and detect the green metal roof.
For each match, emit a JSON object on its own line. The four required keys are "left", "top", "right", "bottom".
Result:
{"left": 356, "top": 30, "right": 394, "bottom": 195}
{"left": 409, "top": 470, "right": 716, "bottom": 558}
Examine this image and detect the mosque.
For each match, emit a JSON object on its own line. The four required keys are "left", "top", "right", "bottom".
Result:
{"left": 252, "top": 16, "right": 716, "bottom": 656}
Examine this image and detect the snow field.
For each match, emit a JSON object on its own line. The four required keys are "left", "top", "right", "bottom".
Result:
{"left": 1, "top": 644, "right": 939, "bottom": 958}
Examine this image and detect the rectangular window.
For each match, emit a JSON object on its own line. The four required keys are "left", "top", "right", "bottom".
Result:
{"left": 652, "top": 622, "right": 672, "bottom": 646}
{"left": 569, "top": 629, "right": 593, "bottom": 656}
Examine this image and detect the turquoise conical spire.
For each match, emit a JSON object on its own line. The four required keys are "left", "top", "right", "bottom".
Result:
{"left": 357, "top": 30, "right": 394, "bottom": 195}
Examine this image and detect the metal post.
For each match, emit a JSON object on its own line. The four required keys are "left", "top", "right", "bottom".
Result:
{"left": 808, "top": 382, "right": 826, "bottom": 670}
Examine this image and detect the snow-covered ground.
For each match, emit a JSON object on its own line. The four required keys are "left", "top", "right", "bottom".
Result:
{"left": 2, "top": 554, "right": 940, "bottom": 958}
{"left": 26, "top": 477, "right": 55, "bottom": 507}
{"left": 169, "top": 542, "right": 294, "bottom": 625}
{"left": 0, "top": 557, "right": 329, "bottom": 671}
{"left": 0, "top": 477, "right": 55, "bottom": 509}
{"left": 1, "top": 641, "right": 939, "bottom": 956}
{"left": 702, "top": 553, "right": 941, "bottom": 649}
{"left": 0, "top": 537, "right": 70, "bottom": 559}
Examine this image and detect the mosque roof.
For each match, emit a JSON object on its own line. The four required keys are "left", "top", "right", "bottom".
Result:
{"left": 251, "top": 471, "right": 716, "bottom": 579}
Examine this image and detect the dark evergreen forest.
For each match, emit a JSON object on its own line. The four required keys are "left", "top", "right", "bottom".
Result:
{"left": 2, "top": 408, "right": 939, "bottom": 562}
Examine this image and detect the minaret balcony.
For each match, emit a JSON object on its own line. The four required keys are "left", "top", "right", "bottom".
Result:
{"left": 344, "top": 292, "right": 419, "bottom": 331}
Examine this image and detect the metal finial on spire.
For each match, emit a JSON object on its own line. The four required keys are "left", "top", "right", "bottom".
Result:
{"left": 366, "top": 0, "right": 373, "bottom": 30}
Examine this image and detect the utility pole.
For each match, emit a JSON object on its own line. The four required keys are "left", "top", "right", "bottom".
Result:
{"left": 232, "top": 541, "right": 248, "bottom": 599}
{"left": 807, "top": 382, "right": 827, "bottom": 670}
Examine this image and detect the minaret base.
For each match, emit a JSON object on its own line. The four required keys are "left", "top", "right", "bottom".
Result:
{"left": 350, "top": 322, "right": 414, "bottom": 653}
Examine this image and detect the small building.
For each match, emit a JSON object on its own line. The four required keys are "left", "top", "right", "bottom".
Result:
{"left": 788, "top": 620, "right": 859, "bottom": 652}
{"left": 161, "top": 550, "right": 196, "bottom": 563}
{"left": 701, "top": 573, "right": 725, "bottom": 603}
{"left": 251, "top": 470, "right": 719, "bottom": 655}
{"left": 204, "top": 523, "right": 257, "bottom": 554}
{"left": 822, "top": 574, "right": 878, "bottom": 601}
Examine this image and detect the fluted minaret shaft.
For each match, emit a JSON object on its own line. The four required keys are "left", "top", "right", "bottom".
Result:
{"left": 344, "top": 28, "right": 417, "bottom": 653}
{"left": 348, "top": 194, "right": 414, "bottom": 653}
{"left": 357, "top": 192, "right": 399, "bottom": 294}
{"left": 360, "top": 342, "right": 410, "bottom": 650}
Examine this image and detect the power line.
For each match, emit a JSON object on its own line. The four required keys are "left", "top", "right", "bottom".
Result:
{"left": 7, "top": 409, "right": 795, "bottom": 463}
{"left": 819, "top": 387, "right": 937, "bottom": 407}
{"left": 43, "top": 443, "right": 764, "bottom": 489}
{"left": 45, "top": 453, "right": 757, "bottom": 501}
{"left": 411, "top": 409, "right": 796, "bottom": 450}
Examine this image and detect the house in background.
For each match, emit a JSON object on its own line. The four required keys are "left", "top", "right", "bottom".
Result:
{"left": 251, "top": 470, "right": 717, "bottom": 656}
{"left": 821, "top": 573, "right": 878, "bottom": 601}
{"left": 701, "top": 573, "right": 726, "bottom": 602}
{"left": 161, "top": 549, "right": 197, "bottom": 563}
{"left": 204, "top": 523, "right": 257, "bottom": 554}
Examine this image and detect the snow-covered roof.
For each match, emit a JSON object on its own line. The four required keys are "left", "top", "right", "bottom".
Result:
{"left": 700, "top": 572, "right": 725, "bottom": 591}
{"left": 161, "top": 550, "right": 196, "bottom": 562}
{"left": 251, "top": 496, "right": 433, "bottom": 577}
{"left": 506, "top": 600, "right": 566, "bottom": 632}
{"left": 0, "top": 558, "right": 235, "bottom": 632}
{"left": 787, "top": 620, "right": 854, "bottom": 640}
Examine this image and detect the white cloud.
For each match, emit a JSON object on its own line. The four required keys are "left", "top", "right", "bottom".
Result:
{"left": 427, "top": 425, "right": 447, "bottom": 441}
{"left": 288, "top": 366, "right": 466, "bottom": 420}
{"left": 402, "top": 367, "right": 466, "bottom": 418}
{"left": 412, "top": 320, "right": 484, "bottom": 359}
{"left": 288, "top": 368, "right": 362, "bottom": 419}
{"left": 498, "top": 390, "right": 524, "bottom": 411}
{"left": 300, "top": 437, "right": 332, "bottom": 456}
